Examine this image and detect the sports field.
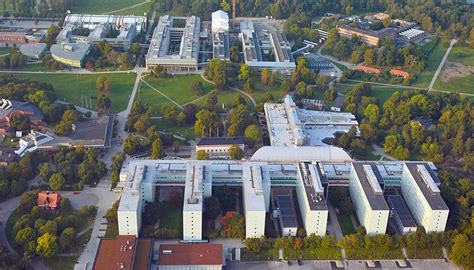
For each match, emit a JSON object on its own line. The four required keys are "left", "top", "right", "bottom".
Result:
{"left": 433, "top": 45, "right": 474, "bottom": 94}
{"left": 8, "top": 72, "right": 136, "bottom": 112}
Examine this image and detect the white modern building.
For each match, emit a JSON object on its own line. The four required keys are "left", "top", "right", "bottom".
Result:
{"left": 146, "top": 15, "right": 201, "bottom": 72}
{"left": 195, "top": 136, "right": 245, "bottom": 159}
{"left": 349, "top": 162, "right": 390, "bottom": 235}
{"left": 58, "top": 14, "right": 146, "bottom": 50}
{"left": 116, "top": 159, "right": 448, "bottom": 240}
{"left": 400, "top": 163, "right": 449, "bottom": 232}
{"left": 211, "top": 10, "right": 230, "bottom": 60}
{"left": 239, "top": 20, "right": 295, "bottom": 70}
{"left": 264, "top": 95, "right": 359, "bottom": 147}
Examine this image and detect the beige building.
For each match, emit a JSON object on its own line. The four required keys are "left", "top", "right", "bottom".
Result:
{"left": 337, "top": 25, "right": 397, "bottom": 46}
{"left": 195, "top": 136, "right": 245, "bottom": 159}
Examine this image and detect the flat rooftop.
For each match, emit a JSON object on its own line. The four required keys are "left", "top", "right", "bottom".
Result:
{"left": 146, "top": 15, "right": 200, "bottom": 65}
{"left": 299, "top": 163, "right": 328, "bottom": 211}
{"left": 242, "top": 163, "right": 267, "bottom": 212}
{"left": 197, "top": 136, "right": 244, "bottom": 146}
{"left": 158, "top": 244, "right": 223, "bottom": 266}
{"left": 352, "top": 162, "right": 389, "bottom": 211}
{"left": 50, "top": 43, "right": 91, "bottom": 61}
{"left": 93, "top": 236, "right": 153, "bottom": 270}
{"left": 264, "top": 95, "right": 358, "bottom": 146}
{"left": 405, "top": 163, "right": 449, "bottom": 211}
{"left": 387, "top": 195, "right": 417, "bottom": 228}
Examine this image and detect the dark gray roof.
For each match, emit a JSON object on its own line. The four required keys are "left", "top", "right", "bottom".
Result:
{"left": 352, "top": 162, "right": 389, "bottom": 211}
{"left": 405, "top": 163, "right": 448, "bottom": 210}
{"left": 332, "top": 95, "right": 345, "bottom": 108}
{"left": 277, "top": 194, "right": 297, "bottom": 228}
{"left": 387, "top": 195, "right": 417, "bottom": 228}
{"left": 196, "top": 136, "right": 245, "bottom": 146}
{"left": 0, "top": 99, "right": 44, "bottom": 119}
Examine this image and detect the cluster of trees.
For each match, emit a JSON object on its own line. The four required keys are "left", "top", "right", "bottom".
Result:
{"left": 85, "top": 40, "right": 134, "bottom": 71}
{"left": 141, "top": 195, "right": 182, "bottom": 239}
{"left": 0, "top": 153, "right": 40, "bottom": 201}
{"left": 0, "top": 75, "right": 69, "bottom": 123}
{"left": 12, "top": 191, "right": 96, "bottom": 260}
{"left": 39, "top": 147, "right": 107, "bottom": 190}
{"left": 204, "top": 59, "right": 232, "bottom": 90}
{"left": 42, "top": 55, "right": 66, "bottom": 70}
{"left": 339, "top": 227, "right": 403, "bottom": 259}
{"left": 219, "top": 211, "right": 245, "bottom": 238}
{"left": 0, "top": 49, "right": 27, "bottom": 69}
{"left": 244, "top": 233, "right": 341, "bottom": 260}
{"left": 110, "top": 151, "right": 126, "bottom": 189}
{"left": 54, "top": 109, "right": 80, "bottom": 136}
{"left": 96, "top": 76, "right": 112, "bottom": 112}
{"left": 284, "top": 13, "right": 319, "bottom": 49}
{"left": 152, "top": 0, "right": 474, "bottom": 46}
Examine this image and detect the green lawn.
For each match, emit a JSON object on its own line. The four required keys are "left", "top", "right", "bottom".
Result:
{"left": 192, "top": 89, "right": 252, "bottom": 109}
{"left": 152, "top": 118, "right": 194, "bottom": 140}
{"left": 44, "top": 256, "right": 79, "bottom": 270}
{"left": 70, "top": 0, "right": 145, "bottom": 14}
{"left": 142, "top": 74, "right": 214, "bottom": 105}
{"left": 335, "top": 82, "right": 415, "bottom": 106}
{"left": 0, "top": 47, "right": 11, "bottom": 55}
{"left": 448, "top": 45, "right": 474, "bottom": 66}
{"left": 9, "top": 72, "right": 136, "bottom": 112}
{"left": 160, "top": 207, "right": 182, "bottom": 232}
{"left": 5, "top": 209, "right": 20, "bottom": 250}
{"left": 337, "top": 214, "right": 356, "bottom": 236}
{"left": 412, "top": 41, "right": 447, "bottom": 88}
{"left": 249, "top": 82, "right": 285, "bottom": 104}
{"left": 434, "top": 74, "right": 474, "bottom": 95}
{"left": 111, "top": 1, "right": 153, "bottom": 15}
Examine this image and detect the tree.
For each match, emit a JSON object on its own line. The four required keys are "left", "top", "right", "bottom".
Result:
{"left": 196, "top": 150, "right": 209, "bottom": 160}
{"left": 59, "top": 227, "right": 75, "bottom": 250}
{"left": 364, "top": 49, "right": 376, "bottom": 65}
{"left": 97, "top": 93, "right": 111, "bottom": 112}
{"left": 151, "top": 137, "right": 166, "bottom": 159}
{"left": 123, "top": 135, "right": 143, "bottom": 155}
{"left": 194, "top": 110, "right": 219, "bottom": 137}
{"left": 204, "top": 197, "right": 221, "bottom": 220}
{"left": 220, "top": 211, "right": 245, "bottom": 238}
{"left": 261, "top": 68, "right": 271, "bottom": 85}
{"left": 152, "top": 65, "right": 167, "bottom": 78}
{"left": 191, "top": 80, "right": 204, "bottom": 95}
{"left": 96, "top": 76, "right": 107, "bottom": 92}
{"left": 325, "top": 88, "right": 337, "bottom": 102}
{"left": 130, "top": 42, "right": 141, "bottom": 55}
{"left": 421, "top": 143, "right": 444, "bottom": 163}
{"left": 243, "top": 79, "right": 255, "bottom": 93}
{"left": 15, "top": 227, "right": 35, "bottom": 246}
{"left": 422, "top": 16, "right": 433, "bottom": 32}
{"left": 49, "top": 173, "right": 64, "bottom": 191}
{"left": 450, "top": 234, "right": 474, "bottom": 269}
{"left": 244, "top": 124, "right": 261, "bottom": 146}
{"left": 281, "top": 78, "right": 291, "bottom": 93}
{"left": 183, "top": 104, "right": 198, "bottom": 123}
{"left": 10, "top": 114, "right": 30, "bottom": 131}
{"left": 228, "top": 145, "right": 243, "bottom": 160}
{"left": 393, "top": 145, "right": 409, "bottom": 160}
{"left": 238, "top": 64, "right": 249, "bottom": 81}
{"left": 363, "top": 104, "right": 379, "bottom": 124}
{"left": 383, "top": 135, "right": 398, "bottom": 154}
{"left": 205, "top": 92, "right": 218, "bottom": 111}
{"left": 36, "top": 233, "right": 58, "bottom": 258}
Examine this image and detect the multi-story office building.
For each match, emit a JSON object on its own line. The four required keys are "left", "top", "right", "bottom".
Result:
{"left": 400, "top": 163, "right": 449, "bottom": 232}
{"left": 146, "top": 15, "right": 201, "bottom": 72}
{"left": 116, "top": 159, "right": 448, "bottom": 240}
{"left": 211, "top": 10, "right": 230, "bottom": 60}
{"left": 349, "top": 162, "right": 390, "bottom": 235}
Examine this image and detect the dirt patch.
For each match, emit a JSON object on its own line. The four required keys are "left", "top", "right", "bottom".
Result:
{"left": 440, "top": 61, "right": 474, "bottom": 83}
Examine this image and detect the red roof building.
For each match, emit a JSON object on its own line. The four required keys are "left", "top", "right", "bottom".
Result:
{"left": 356, "top": 65, "right": 381, "bottom": 75}
{"left": 390, "top": 69, "right": 410, "bottom": 78}
{"left": 37, "top": 192, "right": 61, "bottom": 210}
{"left": 157, "top": 244, "right": 224, "bottom": 270}
{"left": 93, "top": 236, "right": 153, "bottom": 270}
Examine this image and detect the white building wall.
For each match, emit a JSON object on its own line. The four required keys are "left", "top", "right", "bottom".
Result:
{"left": 117, "top": 198, "right": 141, "bottom": 236}
{"left": 349, "top": 166, "right": 388, "bottom": 235}
{"left": 141, "top": 181, "right": 155, "bottom": 203}
{"left": 244, "top": 210, "right": 266, "bottom": 238}
{"left": 401, "top": 166, "right": 449, "bottom": 232}
{"left": 295, "top": 175, "right": 328, "bottom": 236}
{"left": 183, "top": 210, "right": 202, "bottom": 241}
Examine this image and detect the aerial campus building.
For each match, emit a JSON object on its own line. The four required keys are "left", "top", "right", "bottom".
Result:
{"left": 57, "top": 14, "right": 147, "bottom": 50}
{"left": 239, "top": 20, "right": 295, "bottom": 70}
{"left": 264, "top": 95, "right": 359, "bottom": 147}
{"left": 211, "top": 10, "right": 230, "bottom": 60}
{"left": 50, "top": 43, "right": 91, "bottom": 68}
{"left": 116, "top": 154, "right": 448, "bottom": 240}
{"left": 146, "top": 15, "right": 201, "bottom": 72}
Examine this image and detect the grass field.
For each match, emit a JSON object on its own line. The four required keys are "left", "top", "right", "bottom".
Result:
{"left": 111, "top": 1, "right": 153, "bottom": 15}
{"left": 434, "top": 74, "right": 474, "bottom": 95}
{"left": 152, "top": 118, "right": 195, "bottom": 140}
{"left": 140, "top": 74, "right": 253, "bottom": 112}
{"left": 160, "top": 206, "right": 182, "bottom": 232}
{"left": 9, "top": 72, "right": 136, "bottom": 112}
{"left": 70, "top": 0, "right": 146, "bottom": 14}
{"left": 0, "top": 47, "right": 11, "bottom": 55}
{"left": 448, "top": 45, "right": 474, "bottom": 66}
{"left": 412, "top": 41, "right": 447, "bottom": 88}
{"left": 338, "top": 214, "right": 356, "bottom": 235}
{"left": 335, "top": 82, "right": 415, "bottom": 106}
{"left": 44, "top": 256, "right": 79, "bottom": 270}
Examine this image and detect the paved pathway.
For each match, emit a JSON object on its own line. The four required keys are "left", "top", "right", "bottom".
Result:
{"left": 429, "top": 39, "right": 457, "bottom": 92}
{"left": 372, "top": 143, "right": 396, "bottom": 161}
{"left": 326, "top": 200, "right": 343, "bottom": 240}
{"left": 317, "top": 44, "right": 355, "bottom": 70}
{"left": 141, "top": 78, "right": 183, "bottom": 109}
{"left": 199, "top": 73, "right": 257, "bottom": 107}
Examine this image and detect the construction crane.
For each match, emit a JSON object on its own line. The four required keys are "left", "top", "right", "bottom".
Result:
{"left": 232, "top": 0, "right": 237, "bottom": 28}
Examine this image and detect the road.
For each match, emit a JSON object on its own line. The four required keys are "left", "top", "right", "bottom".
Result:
{"left": 372, "top": 143, "right": 396, "bottom": 161}
{"left": 428, "top": 39, "right": 457, "bottom": 92}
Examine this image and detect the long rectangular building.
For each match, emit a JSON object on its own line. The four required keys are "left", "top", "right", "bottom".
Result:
{"left": 146, "top": 15, "right": 201, "bottom": 72}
